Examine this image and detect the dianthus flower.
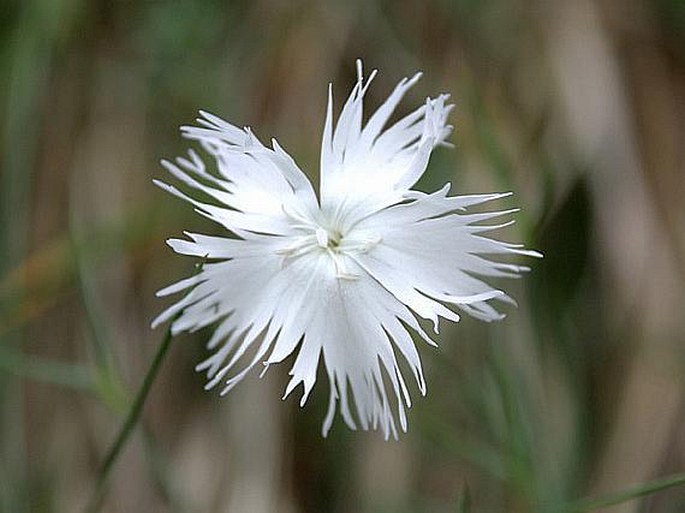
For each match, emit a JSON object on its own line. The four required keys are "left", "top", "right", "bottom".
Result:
{"left": 154, "top": 61, "right": 540, "bottom": 439}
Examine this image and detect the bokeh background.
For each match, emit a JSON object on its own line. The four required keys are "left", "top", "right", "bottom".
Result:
{"left": 1, "top": 0, "right": 685, "bottom": 512}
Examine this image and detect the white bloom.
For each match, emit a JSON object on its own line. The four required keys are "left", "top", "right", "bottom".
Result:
{"left": 153, "top": 60, "right": 540, "bottom": 439}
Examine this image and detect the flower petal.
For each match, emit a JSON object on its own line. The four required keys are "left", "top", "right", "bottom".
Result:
{"left": 350, "top": 189, "right": 540, "bottom": 326}
{"left": 319, "top": 62, "right": 454, "bottom": 224}
{"left": 283, "top": 257, "right": 432, "bottom": 439}
{"left": 170, "top": 113, "right": 320, "bottom": 234}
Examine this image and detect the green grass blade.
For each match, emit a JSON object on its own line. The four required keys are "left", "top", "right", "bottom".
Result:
{"left": 0, "top": 347, "right": 94, "bottom": 390}
{"left": 457, "top": 483, "right": 472, "bottom": 513}
{"left": 561, "top": 473, "right": 685, "bottom": 512}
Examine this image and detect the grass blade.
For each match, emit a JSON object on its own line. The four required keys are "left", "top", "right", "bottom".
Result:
{"left": 561, "top": 473, "right": 685, "bottom": 512}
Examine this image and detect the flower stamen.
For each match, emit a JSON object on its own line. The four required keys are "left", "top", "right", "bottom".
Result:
{"left": 330, "top": 251, "right": 358, "bottom": 280}
{"left": 316, "top": 228, "right": 329, "bottom": 248}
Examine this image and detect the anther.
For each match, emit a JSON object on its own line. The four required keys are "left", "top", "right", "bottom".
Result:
{"left": 316, "top": 228, "right": 329, "bottom": 248}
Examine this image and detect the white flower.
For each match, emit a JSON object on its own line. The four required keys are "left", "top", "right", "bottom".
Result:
{"left": 153, "top": 60, "right": 540, "bottom": 439}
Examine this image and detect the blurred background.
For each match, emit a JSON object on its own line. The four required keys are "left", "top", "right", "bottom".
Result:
{"left": 1, "top": 0, "right": 685, "bottom": 512}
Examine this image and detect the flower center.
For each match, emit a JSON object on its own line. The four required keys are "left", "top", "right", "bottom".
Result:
{"left": 278, "top": 204, "right": 382, "bottom": 279}
{"left": 315, "top": 227, "right": 342, "bottom": 251}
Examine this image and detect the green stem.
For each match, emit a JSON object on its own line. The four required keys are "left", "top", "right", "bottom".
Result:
{"left": 83, "top": 326, "right": 175, "bottom": 513}
{"left": 562, "top": 473, "right": 685, "bottom": 512}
